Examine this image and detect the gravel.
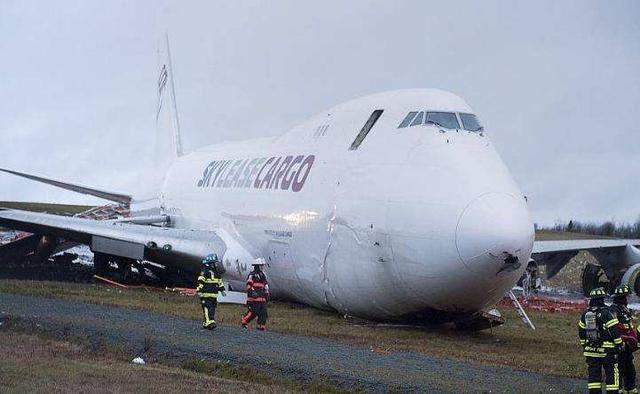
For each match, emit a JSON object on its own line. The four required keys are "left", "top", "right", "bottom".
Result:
{"left": 0, "top": 293, "right": 583, "bottom": 392}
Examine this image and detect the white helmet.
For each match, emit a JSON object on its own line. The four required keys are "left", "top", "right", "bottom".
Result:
{"left": 253, "top": 257, "right": 266, "bottom": 266}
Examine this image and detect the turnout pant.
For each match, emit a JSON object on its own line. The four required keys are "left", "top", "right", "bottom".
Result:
{"left": 587, "top": 354, "right": 619, "bottom": 393}
{"left": 619, "top": 348, "right": 637, "bottom": 393}
{"left": 200, "top": 298, "right": 217, "bottom": 329}
{"left": 242, "top": 301, "right": 268, "bottom": 329}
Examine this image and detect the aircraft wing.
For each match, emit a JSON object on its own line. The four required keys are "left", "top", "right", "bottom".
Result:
{"left": 0, "top": 209, "right": 225, "bottom": 273}
{"left": 0, "top": 168, "right": 132, "bottom": 206}
{"left": 532, "top": 239, "right": 640, "bottom": 279}
{"left": 533, "top": 239, "right": 640, "bottom": 254}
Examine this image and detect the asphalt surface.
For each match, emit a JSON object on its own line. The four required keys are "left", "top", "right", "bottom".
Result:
{"left": 0, "top": 293, "right": 583, "bottom": 392}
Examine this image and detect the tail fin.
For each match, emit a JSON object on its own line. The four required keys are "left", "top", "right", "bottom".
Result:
{"left": 155, "top": 33, "right": 183, "bottom": 160}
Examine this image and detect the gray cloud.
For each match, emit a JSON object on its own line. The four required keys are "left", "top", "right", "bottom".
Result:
{"left": 1, "top": 0, "right": 638, "bottom": 225}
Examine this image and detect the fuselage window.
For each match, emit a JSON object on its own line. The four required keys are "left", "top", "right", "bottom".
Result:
{"left": 398, "top": 111, "right": 418, "bottom": 128}
{"left": 426, "top": 112, "right": 459, "bottom": 129}
{"left": 410, "top": 111, "right": 425, "bottom": 127}
{"left": 459, "top": 113, "right": 483, "bottom": 132}
{"left": 349, "top": 109, "right": 384, "bottom": 150}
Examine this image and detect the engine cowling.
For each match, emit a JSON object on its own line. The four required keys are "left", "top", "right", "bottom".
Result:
{"left": 621, "top": 262, "right": 640, "bottom": 296}
{"left": 581, "top": 264, "right": 610, "bottom": 296}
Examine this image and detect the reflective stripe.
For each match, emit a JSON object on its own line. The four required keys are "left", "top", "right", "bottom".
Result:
{"left": 578, "top": 321, "right": 586, "bottom": 329}
{"left": 198, "top": 277, "right": 222, "bottom": 284}
{"left": 579, "top": 340, "right": 586, "bottom": 344}
{"left": 588, "top": 382, "right": 603, "bottom": 389}
{"left": 584, "top": 352, "right": 606, "bottom": 357}
{"left": 614, "top": 337, "right": 623, "bottom": 344}
{"left": 613, "top": 362, "right": 619, "bottom": 390}
{"left": 604, "top": 318, "right": 619, "bottom": 329}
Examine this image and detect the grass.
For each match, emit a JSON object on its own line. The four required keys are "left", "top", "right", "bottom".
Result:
{"left": 0, "top": 279, "right": 601, "bottom": 379}
{"left": 0, "top": 328, "right": 293, "bottom": 393}
{"left": 535, "top": 230, "right": 614, "bottom": 241}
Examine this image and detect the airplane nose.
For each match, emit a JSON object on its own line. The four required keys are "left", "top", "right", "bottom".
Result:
{"left": 455, "top": 193, "right": 534, "bottom": 274}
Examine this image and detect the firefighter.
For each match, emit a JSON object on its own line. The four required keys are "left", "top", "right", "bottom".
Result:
{"left": 196, "top": 254, "right": 225, "bottom": 330}
{"left": 611, "top": 284, "right": 638, "bottom": 394}
{"left": 578, "top": 287, "right": 623, "bottom": 393}
{"left": 241, "top": 258, "right": 269, "bottom": 330}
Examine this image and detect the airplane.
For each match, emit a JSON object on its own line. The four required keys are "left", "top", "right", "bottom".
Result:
{"left": 1, "top": 40, "right": 639, "bottom": 329}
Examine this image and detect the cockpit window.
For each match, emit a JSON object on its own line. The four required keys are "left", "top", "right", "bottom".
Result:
{"left": 410, "top": 111, "right": 425, "bottom": 126}
{"left": 460, "top": 113, "right": 483, "bottom": 132}
{"left": 398, "top": 111, "right": 418, "bottom": 128}
{"left": 398, "top": 111, "right": 478, "bottom": 131}
{"left": 426, "top": 112, "right": 459, "bottom": 129}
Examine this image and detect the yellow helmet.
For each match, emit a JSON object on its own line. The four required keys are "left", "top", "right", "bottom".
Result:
{"left": 589, "top": 287, "right": 607, "bottom": 299}
{"left": 614, "top": 284, "right": 631, "bottom": 296}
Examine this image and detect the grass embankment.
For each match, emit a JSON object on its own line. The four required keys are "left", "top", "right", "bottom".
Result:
{"left": 0, "top": 279, "right": 596, "bottom": 379}
{"left": 535, "top": 230, "right": 615, "bottom": 241}
{"left": 0, "top": 328, "right": 298, "bottom": 393}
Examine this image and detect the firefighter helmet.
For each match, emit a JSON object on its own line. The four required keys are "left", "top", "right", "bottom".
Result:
{"left": 202, "top": 253, "right": 218, "bottom": 265}
{"left": 614, "top": 284, "right": 631, "bottom": 296}
{"left": 253, "top": 258, "right": 266, "bottom": 266}
{"left": 589, "top": 287, "right": 607, "bottom": 299}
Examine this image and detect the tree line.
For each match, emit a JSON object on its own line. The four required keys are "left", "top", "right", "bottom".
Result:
{"left": 541, "top": 219, "right": 640, "bottom": 239}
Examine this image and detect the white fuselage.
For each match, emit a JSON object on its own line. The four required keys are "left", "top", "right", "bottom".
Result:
{"left": 161, "top": 89, "right": 534, "bottom": 320}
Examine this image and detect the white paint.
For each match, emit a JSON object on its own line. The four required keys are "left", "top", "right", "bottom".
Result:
{"left": 160, "top": 88, "right": 535, "bottom": 320}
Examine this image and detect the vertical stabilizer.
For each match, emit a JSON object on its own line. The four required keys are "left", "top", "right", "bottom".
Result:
{"left": 156, "top": 33, "right": 183, "bottom": 160}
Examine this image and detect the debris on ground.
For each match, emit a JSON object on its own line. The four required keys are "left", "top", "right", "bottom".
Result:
{"left": 132, "top": 357, "right": 146, "bottom": 365}
{"left": 499, "top": 294, "right": 587, "bottom": 313}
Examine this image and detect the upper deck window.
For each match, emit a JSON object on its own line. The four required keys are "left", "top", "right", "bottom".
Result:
{"left": 426, "top": 112, "right": 459, "bottom": 129}
{"left": 349, "top": 109, "right": 384, "bottom": 150}
{"left": 460, "top": 113, "right": 483, "bottom": 132}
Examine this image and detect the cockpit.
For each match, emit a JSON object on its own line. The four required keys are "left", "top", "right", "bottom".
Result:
{"left": 398, "top": 111, "right": 483, "bottom": 132}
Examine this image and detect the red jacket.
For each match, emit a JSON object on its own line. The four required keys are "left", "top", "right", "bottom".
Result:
{"left": 246, "top": 270, "right": 269, "bottom": 302}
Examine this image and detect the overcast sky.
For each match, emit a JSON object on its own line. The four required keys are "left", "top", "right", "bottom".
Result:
{"left": 1, "top": 1, "right": 638, "bottom": 226}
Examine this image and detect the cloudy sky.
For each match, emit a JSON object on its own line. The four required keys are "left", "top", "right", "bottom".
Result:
{"left": 1, "top": 1, "right": 638, "bottom": 225}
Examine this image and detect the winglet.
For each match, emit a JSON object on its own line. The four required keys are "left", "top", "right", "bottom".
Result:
{"left": 0, "top": 168, "right": 132, "bottom": 206}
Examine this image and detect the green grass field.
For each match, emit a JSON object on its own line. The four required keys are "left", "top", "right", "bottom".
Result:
{"left": 0, "top": 279, "right": 604, "bottom": 379}
{"left": 535, "top": 230, "right": 615, "bottom": 241}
